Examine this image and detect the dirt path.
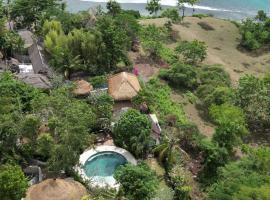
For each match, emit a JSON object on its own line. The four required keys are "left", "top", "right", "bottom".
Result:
{"left": 171, "top": 91, "right": 215, "bottom": 138}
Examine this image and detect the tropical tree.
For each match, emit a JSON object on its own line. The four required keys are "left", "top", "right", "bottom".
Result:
{"left": 96, "top": 15, "right": 130, "bottom": 71}
{"left": 177, "top": 0, "right": 200, "bottom": 20}
{"left": 236, "top": 75, "right": 270, "bottom": 131}
{"left": 32, "top": 87, "right": 97, "bottom": 173}
{"left": 207, "top": 146, "right": 270, "bottom": 200}
{"left": 154, "top": 135, "right": 180, "bottom": 169}
{"left": 175, "top": 40, "right": 207, "bottom": 64}
{"left": 210, "top": 104, "right": 249, "bottom": 153}
{"left": 146, "top": 0, "right": 162, "bottom": 17}
{"left": 161, "top": 8, "right": 181, "bottom": 22}
{"left": 169, "top": 165, "right": 192, "bottom": 200}
{"left": 114, "top": 163, "right": 159, "bottom": 200}
{"left": 113, "top": 109, "right": 152, "bottom": 158}
{"left": 106, "top": 0, "right": 121, "bottom": 17}
{"left": 140, "top": 25, "right": 165, "bottom": 59}
{"left": 0, "top": 164, "right": 28, "bottom": 200}
{"left": 159, "top": 62, "right": 198, "bottom": 89}
{"left": 256, "top": 10, "right": 268, "bottom": 22}
{"left": 10, "top": 0, "right": 62, "bottom": 28}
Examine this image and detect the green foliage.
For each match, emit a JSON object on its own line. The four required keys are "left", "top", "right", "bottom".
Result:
{"left": 236, "top": 75, "right": 270, "bottom": 131}
{"left": 160, "top": 62, "right": 198, "bottom": 89}
{"left": 113, "top": 109, "right": 152, "bottom": 158}
{"left": 96, "top": 15, "right": 131, "bottom": 70}
{"left": 169, "top": 165, "right": 192, "bottom": 200}
{"left": 140, "top": 25, "right": 165, "bottom": 59}
{"left": 114, "top": 13, "right": 140, "bottom": 47}
{"left": 198, "top": 65, "right": 231, "bottom": 86}
{"left": 32, "top": 87, "right": 96, "bottom": 172}
{"left": 88, "top": 75, "right": 107, "bottom": 88}
{"left": 20, "top": 114, "right": 41, "bottom": 141}
{"left": 175, "top": 40, "right": 207, "bottom": 64}
{"left": 199, "top": 139, "right": 229, "bottom": 183}
{"left": 0, "top": 31, "right": 24, "bottom": 57}
{"left": 106, "top": 0, "right": 121, "bottom": 16}
{"left": 240, "top": 18, "right": 270, "bottom": 50}
{"left": 121, "top": 10, "right": 141, "bottom": 19}
{"left": 256, "top": 10, "right": 268, "bottom": 22}
{"left": 161, "top": 8, "right": 181, "bottom": 22}
{"left": 177, "top": 0, "right": 200, "bottom": 19}
{"left": 0, "top": 164, "right": 28, "bottom": 200}
{"left": 88, "top": 93, "right": 114, "bottom": 130}
{"left": 210, "top": 104, "right": 248, "bottom": 152}
{"left": 36, "top": 133, "right": 54, "bottom": 160}
{"left": 42, "top": 20, "right": 63, "bottom": 36}
{"left": 207, "top": 146, "right": 270, "bottom": 200}
{"left": 192, "top": 14, "right": 211, "bottom": 19}
{"left": 203, "top": 86, "right": 235, "bottom": 108}
{"left": 154, "top": 136, "right": 180, "bottom": 169}
{"left": 0, "top": 72, "right": 40, "bottom": 113}
{"left": 146, "top": 0, "right": 162, "bottom": 16}
{"left": 232, "top": 185, "right": 270, "bottom": 200}
{"left": 10, "top": 0, "right": 62, "bottom": 28}
{"left": 159, "top": 46, "right": 178, "bottom": 64}
{"left": 114, "top": 163, "right": 159, "bottom": 200}
{"left": 133, "top": 79, "right": 188, "bottom": 125}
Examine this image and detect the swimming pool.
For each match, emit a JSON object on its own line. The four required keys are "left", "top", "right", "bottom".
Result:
{"left": 83, "top": 152, "right": 127, "bottom": 185}
{"left": 77, "top": 145, "right": 137, "bottom": 188}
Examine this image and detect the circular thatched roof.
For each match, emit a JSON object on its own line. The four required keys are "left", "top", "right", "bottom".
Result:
{"left": 25, "top": 179, "right": 88, "bottom": 200}
{"left": 73, "top": 80, "right": 93, "bottom": 96}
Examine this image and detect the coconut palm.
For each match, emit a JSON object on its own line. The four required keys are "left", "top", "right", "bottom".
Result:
{"left": 154, "top": 135, "right": 180, "bottom": 168}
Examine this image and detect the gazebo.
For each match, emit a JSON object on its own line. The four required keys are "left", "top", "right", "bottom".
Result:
{"left": 25, "top": 179, "right": 88, "bottom": 200}
{"left": 108, "top": 72, "right": 141, "bottom": 101}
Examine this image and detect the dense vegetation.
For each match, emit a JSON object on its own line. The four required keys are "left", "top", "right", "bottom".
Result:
{"left": 240, "top": 10, "right": 270, "bottom": 50}
{"left": 0, "top": 0, "right": 270, "bottom": 199}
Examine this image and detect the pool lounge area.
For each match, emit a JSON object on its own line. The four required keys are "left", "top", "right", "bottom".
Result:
{"left": 77, "top": 145, "right": 137, "bottom": 188}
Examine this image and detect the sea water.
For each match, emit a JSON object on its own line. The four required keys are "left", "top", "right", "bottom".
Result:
{"left": 65, "top": 0, "right": 270, "bottom": 20}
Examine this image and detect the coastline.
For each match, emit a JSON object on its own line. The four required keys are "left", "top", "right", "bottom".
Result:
{"left": 65, "top": 0, "right": 261, "bottom": 20}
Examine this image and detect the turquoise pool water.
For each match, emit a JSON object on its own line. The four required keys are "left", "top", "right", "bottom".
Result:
{"left": 83, "top": 151, "right": 127, "bottom": 178}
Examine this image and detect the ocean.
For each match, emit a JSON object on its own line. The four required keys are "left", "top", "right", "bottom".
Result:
{"left": 65, "top": 0, "right": 270, "bottom": 20}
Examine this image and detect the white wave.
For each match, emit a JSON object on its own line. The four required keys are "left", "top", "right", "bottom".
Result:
{"left": 80, "top": 0, "right": 236, "bottom": 12}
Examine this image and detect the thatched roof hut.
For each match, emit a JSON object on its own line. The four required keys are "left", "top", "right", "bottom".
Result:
{"left": 25, "top": 179, "right": 88, "bottom": 200}
{"left": 108, "top": 72, "right": 141, "bottom": 101}
{"left": 73, "top": 80, "right": 93, "bottom": 96}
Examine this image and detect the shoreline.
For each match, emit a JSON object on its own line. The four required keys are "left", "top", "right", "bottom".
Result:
{"left": 65, "top": 0, "right": 261, "bottom": 21}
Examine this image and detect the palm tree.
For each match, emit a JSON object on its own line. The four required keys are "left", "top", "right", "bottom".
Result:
{"left": 154, "top": 136, "right": 180, "bottom": 168}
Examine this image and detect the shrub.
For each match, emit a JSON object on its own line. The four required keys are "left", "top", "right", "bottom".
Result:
{"left": 114, "top": 163, "right": 159, "bottom": 200}
{"left": 168, "top": 165, "right": 192, "bottom": 200}
{"left": 236, "top": 75, "right": 270, "bottom": 131}
{"left": 88, "top": 75, "right": 107, "bottom": 88}
{"left": 161, "top": 8, "right": 181, "bottom": 22}
{"left": 207, "top": 146, "right": 270, "bottom": 199}
{"left": 203, "top": 86, "right": 235, "bottom": 108}
{"left": 122, "top": 10, "right": 141, "bottom": 19}
{"left": 210, "top": 104, "right": 248, "bottom": 152}
{"left": 133, "top": 79, "right": 188, "bottom": 125}
{"left": 240, "top": 18, "right": 269, "bottom": 50}
{"left": 159, "top": 62, "right": 198, "bottom": 89}
{"left": 198, "top": 65, "right": 231, "bottom": 87}
{"left": 113, "top": 109, "right": 152, "bottom": 158}
{"left": 175, "top": 40, "right": 207, "bottom": 64}
{"left": 0, "top": 164, "right": 28, "bottom": 200}
{"left": 140, "top": 25, "right": 165, "bottom": 59}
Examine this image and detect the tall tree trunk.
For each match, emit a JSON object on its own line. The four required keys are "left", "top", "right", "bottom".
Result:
{"left": 182, "top": 7, "right": 186, "bottom": 20}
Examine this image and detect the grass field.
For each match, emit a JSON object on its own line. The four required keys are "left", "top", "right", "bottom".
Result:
{"left": 140, "top": 17, "right": 270, "bottom": 85}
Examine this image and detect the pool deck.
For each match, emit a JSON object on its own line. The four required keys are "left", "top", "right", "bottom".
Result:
{"left": 76, "top": 145, "right": 137, "bottom": 188}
